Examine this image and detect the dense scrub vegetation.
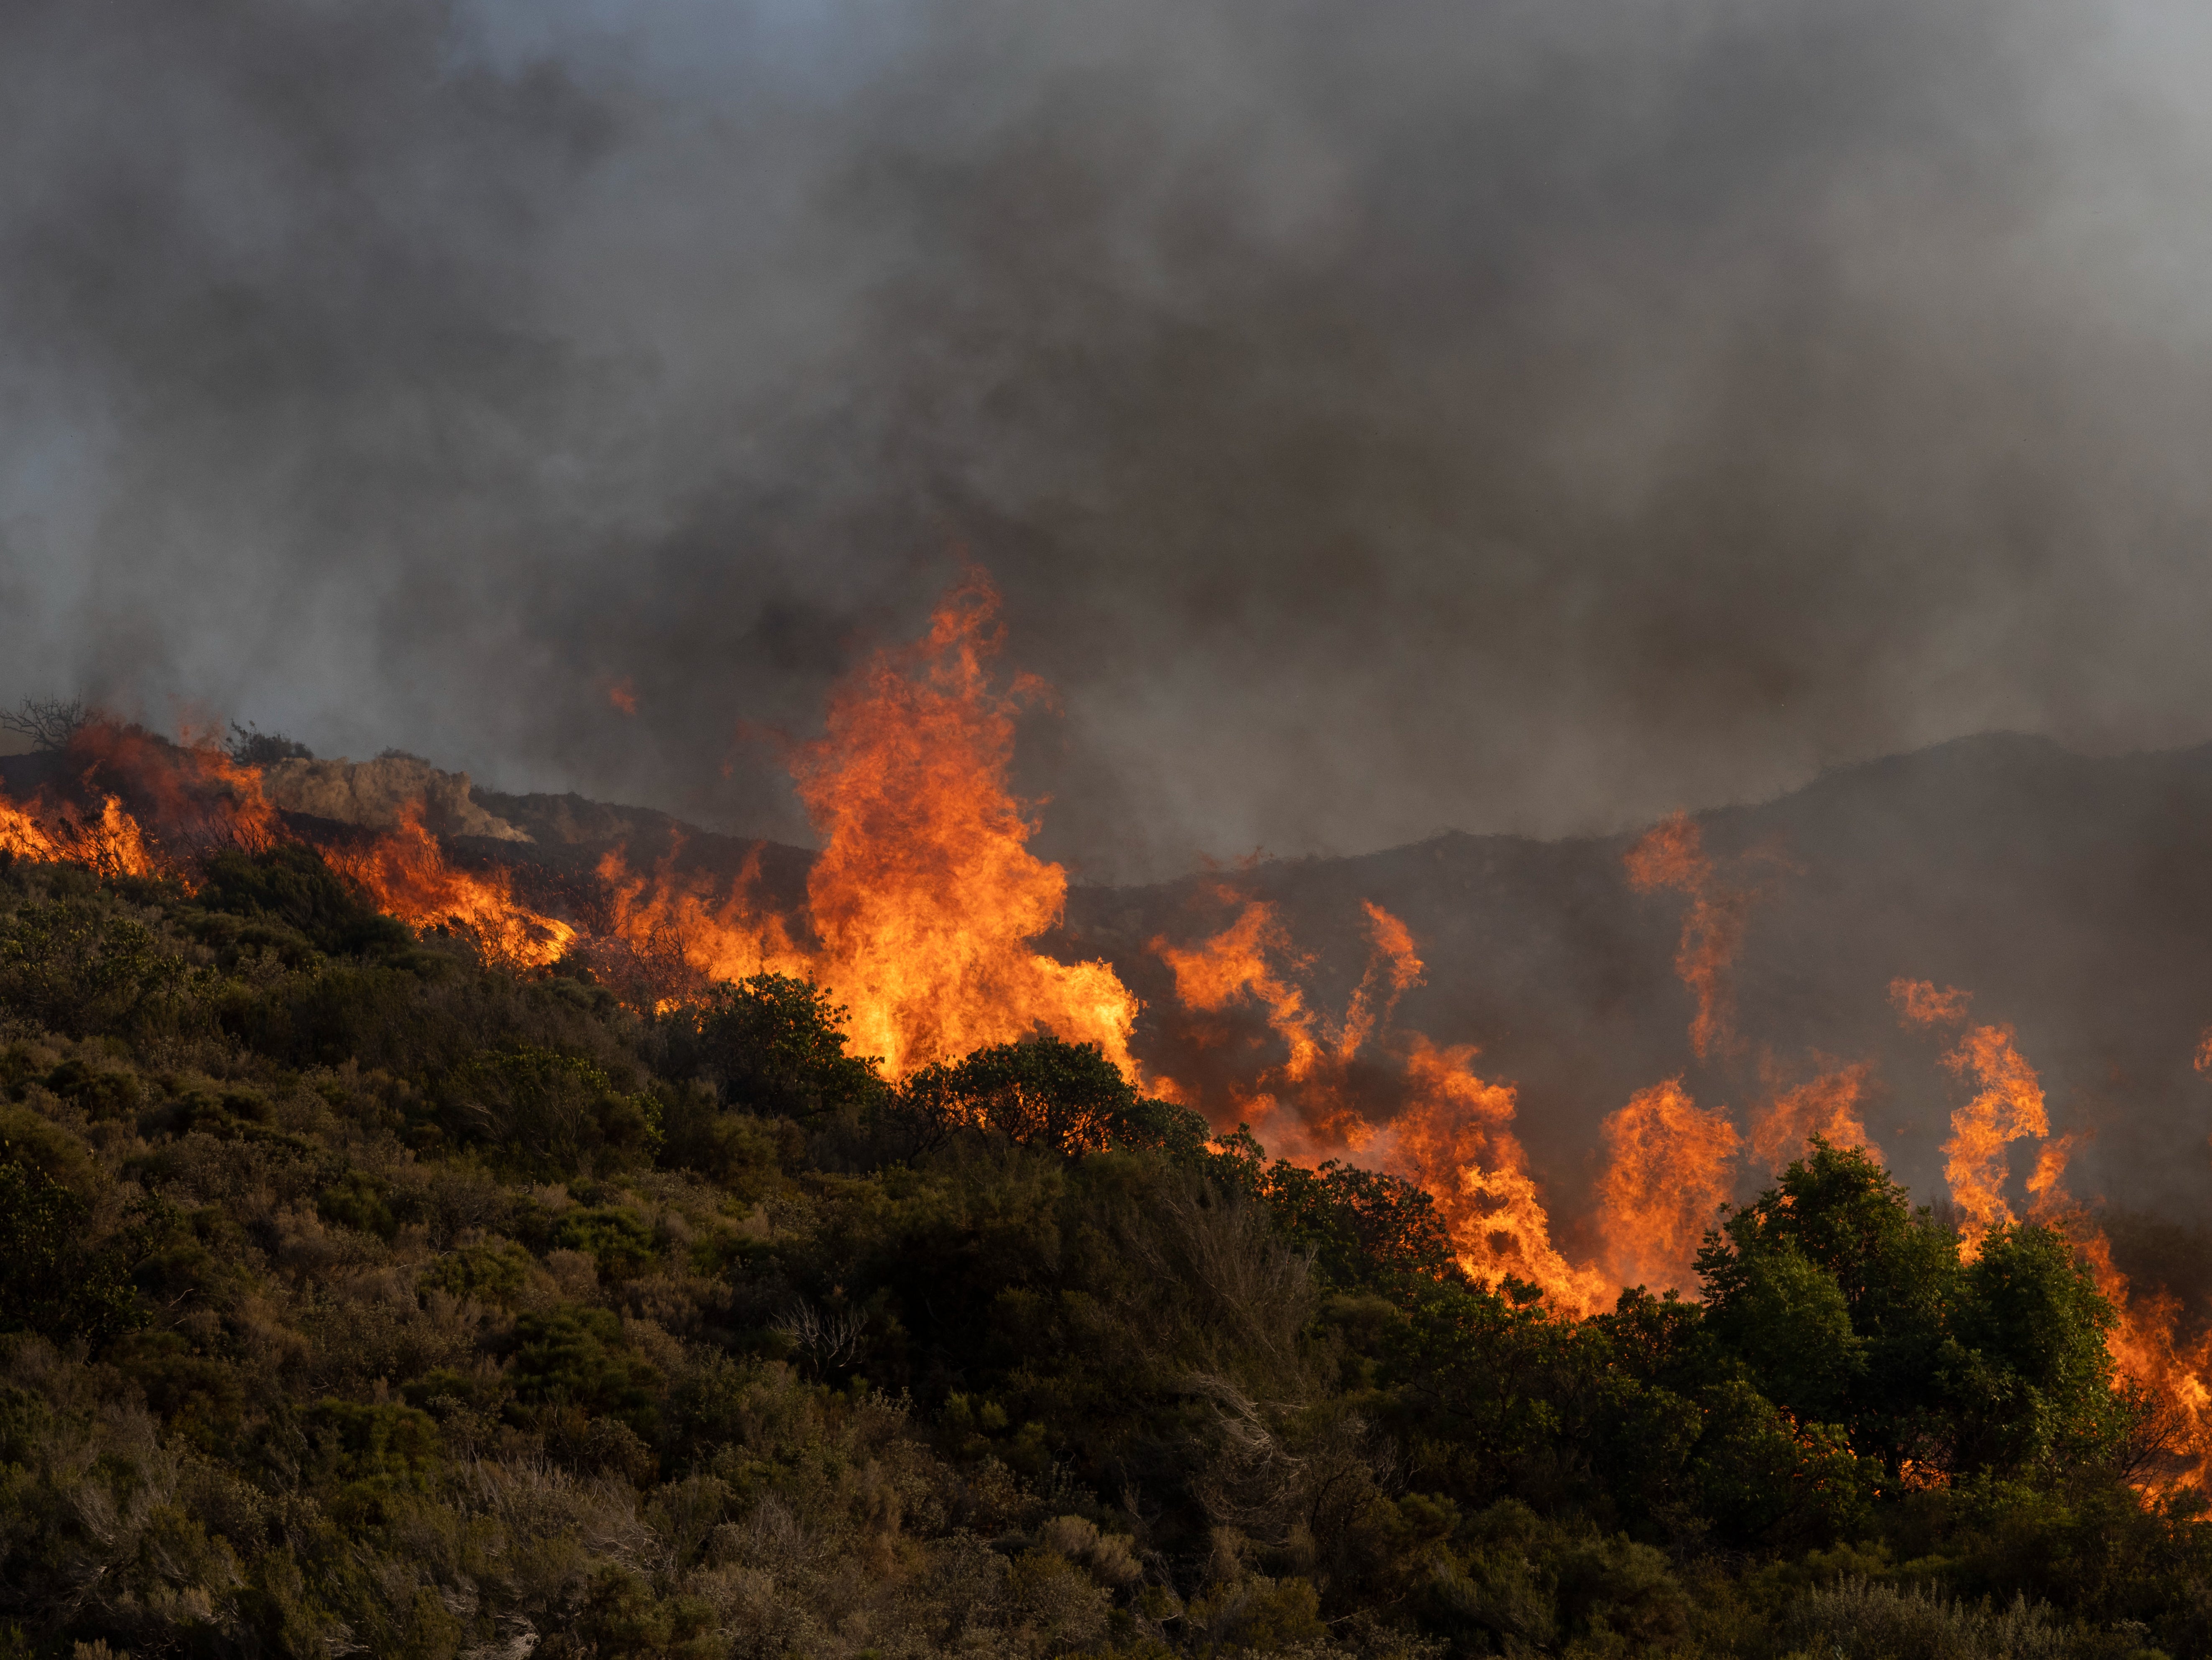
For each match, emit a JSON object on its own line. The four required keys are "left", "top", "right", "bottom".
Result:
{"left": 0, "top": 846, "right": 2205, "bottom": 1658}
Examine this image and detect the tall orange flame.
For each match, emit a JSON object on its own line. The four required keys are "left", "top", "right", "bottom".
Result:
{"left": 1595, "top": 1079, "right": 1740, "bottom": 1293}
{"left": 2071, "top": 1228, "right": 2212, "bottom": 1492}
{"left": 1390, "top": 1036, "right": 1616, "bottom": 1314}
{"left": 1623, "top": 813, "right": 1752, "bottom": 1060}
{"left": 590, "top": 569, "right": 1137, "bottom": 1077}
{"left": 782, "top": 569, "right": 1139, "bottom": 1076}
{"left": 1891, "top": 979, "right": 2048, "bottom": 1257}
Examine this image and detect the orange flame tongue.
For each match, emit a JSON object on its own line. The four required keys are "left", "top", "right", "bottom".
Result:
{"left": 1392, "top": 1035, "right": 1615, "bottom": 1314}
{"left": 1890, "top": 979, "right": 2049, "bottom": 1258}
{"left": 1624, "top": 812, "right": 1754, "bottom": 1061}
{"left": 2072, "top": 1227, "right": 2212, "bottom": 1492}
{"left": 327, "top": 802, "right": 576, "bottom": 968}
{"left": 1891, "top": 976, "right": 2212, "bottom": 1491}
{"left": 787, "top": 567, "right": 1136, "bottom": 1078}
{"left": 1156, "top": 894, "right": 1609, "bottom": 1311}
{"left": 1155, "top": 897, "right": 1324, "bottom": 1083}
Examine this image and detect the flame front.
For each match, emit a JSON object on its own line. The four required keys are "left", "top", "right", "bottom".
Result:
{"left": 326, "top": 803, "right": 578, "bottom": 969}
{"left": 12, "top": 579, "right": 2212, "bottom": 1481}
{"left": 0, "top": 788, "right": 161, "bottom": 880}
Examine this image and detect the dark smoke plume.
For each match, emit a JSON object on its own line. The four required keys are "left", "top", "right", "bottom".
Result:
{"left": 5, "top": 0, "right": 2212, "bottom": 878}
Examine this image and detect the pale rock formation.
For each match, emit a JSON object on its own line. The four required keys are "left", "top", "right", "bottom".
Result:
{"left": 262, "top": 755, "right": 532, "bottom": 841}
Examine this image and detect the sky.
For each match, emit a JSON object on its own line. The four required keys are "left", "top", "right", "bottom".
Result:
{"left": 6, "top": 0, "right": 2212, "bottom": 880}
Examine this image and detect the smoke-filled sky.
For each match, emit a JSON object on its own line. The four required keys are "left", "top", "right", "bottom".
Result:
{"left": 7, "top": 0, "right": 2212, "bottom": 880}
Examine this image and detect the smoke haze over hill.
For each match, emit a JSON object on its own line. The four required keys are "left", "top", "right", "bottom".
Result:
{"left": 8, "top": 0, "right": 2212, "bottom": 879}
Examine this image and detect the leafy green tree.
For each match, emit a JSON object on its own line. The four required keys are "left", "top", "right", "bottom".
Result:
{"left": 684, "top": 972, "right": 881, "bottom": 1119}
{"left": 897, "top": 1035, "right": 1209, "bottom": 1160}
{"left": 1697, "top": 1142, "right": 1961, "bottom": 1475}
{"left": 1948, "top": 1222, "right": 2130, "bottom": 1474}
{"left": 1254, "top": 1157, "right": 1458, "bottom": 1290}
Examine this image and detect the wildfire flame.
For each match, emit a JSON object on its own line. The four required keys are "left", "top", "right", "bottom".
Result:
{"left": 1152, "top": 892, "right": 1613, "bottom": 1310}
{"left": 10, "top": 576, "right": 2212, "bottom": 1488}
{"left": 1891, "top": 978, "right": 2049, "bottom": 1258}
{"left": 1154, "top": 897, "right": 1325, "bottom": 1088}
{"left": 2070, "top": 1227, "right": 2212, "bottom": 1492}
{"left": 0, "top": 788, "right": 161, "bottom": 881}
{"left": 595, "top": 567, "right": 1138, "bottom": 1076}
{"left": 1392, "top": 1035, "right": 1616, "bottom": 1314}
{"left": 1623, "top": 812, "right": 1754, "bottom": 1060}
{"left": 69, "top": 720, "right": 282, "bottom": 856}
{"left": 1595, "top": 1078, "right": 1740, "bottom": 1293}
{"left": 324, "top": 802, "right": 578, "bottom": 969}
{"left": 1749, "top": 1060, "right": 1879, "bottom": 1173}
{"left": 1891, "top": 975, "right": 2212, "bottom": 1490}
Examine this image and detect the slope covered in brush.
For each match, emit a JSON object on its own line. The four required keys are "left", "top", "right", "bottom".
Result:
{"left": 0, "top": 840, "right": 2205, "bottom": 1658}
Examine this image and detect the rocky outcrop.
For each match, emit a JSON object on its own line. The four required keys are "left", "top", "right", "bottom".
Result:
{"left": 262, "top": 755, "right": 531, "bottom": 842}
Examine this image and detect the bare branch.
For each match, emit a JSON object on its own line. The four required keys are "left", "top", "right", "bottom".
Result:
{"left": 0, "top": 696, "right": 88, "bottom": 752}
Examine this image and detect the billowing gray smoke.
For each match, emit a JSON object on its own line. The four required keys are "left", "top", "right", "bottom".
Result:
{"left": 5, "top": 0, "right": 2212, "bottom": 880}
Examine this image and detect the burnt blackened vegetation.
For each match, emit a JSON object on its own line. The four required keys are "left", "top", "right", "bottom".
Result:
{"left": 0, "top": 845, "right": 2205, "bottom": 1656}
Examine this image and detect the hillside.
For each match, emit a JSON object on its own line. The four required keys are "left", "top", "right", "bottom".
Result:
{"left": 0, "top": 821, "right": 2204, "bottom": 1657}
